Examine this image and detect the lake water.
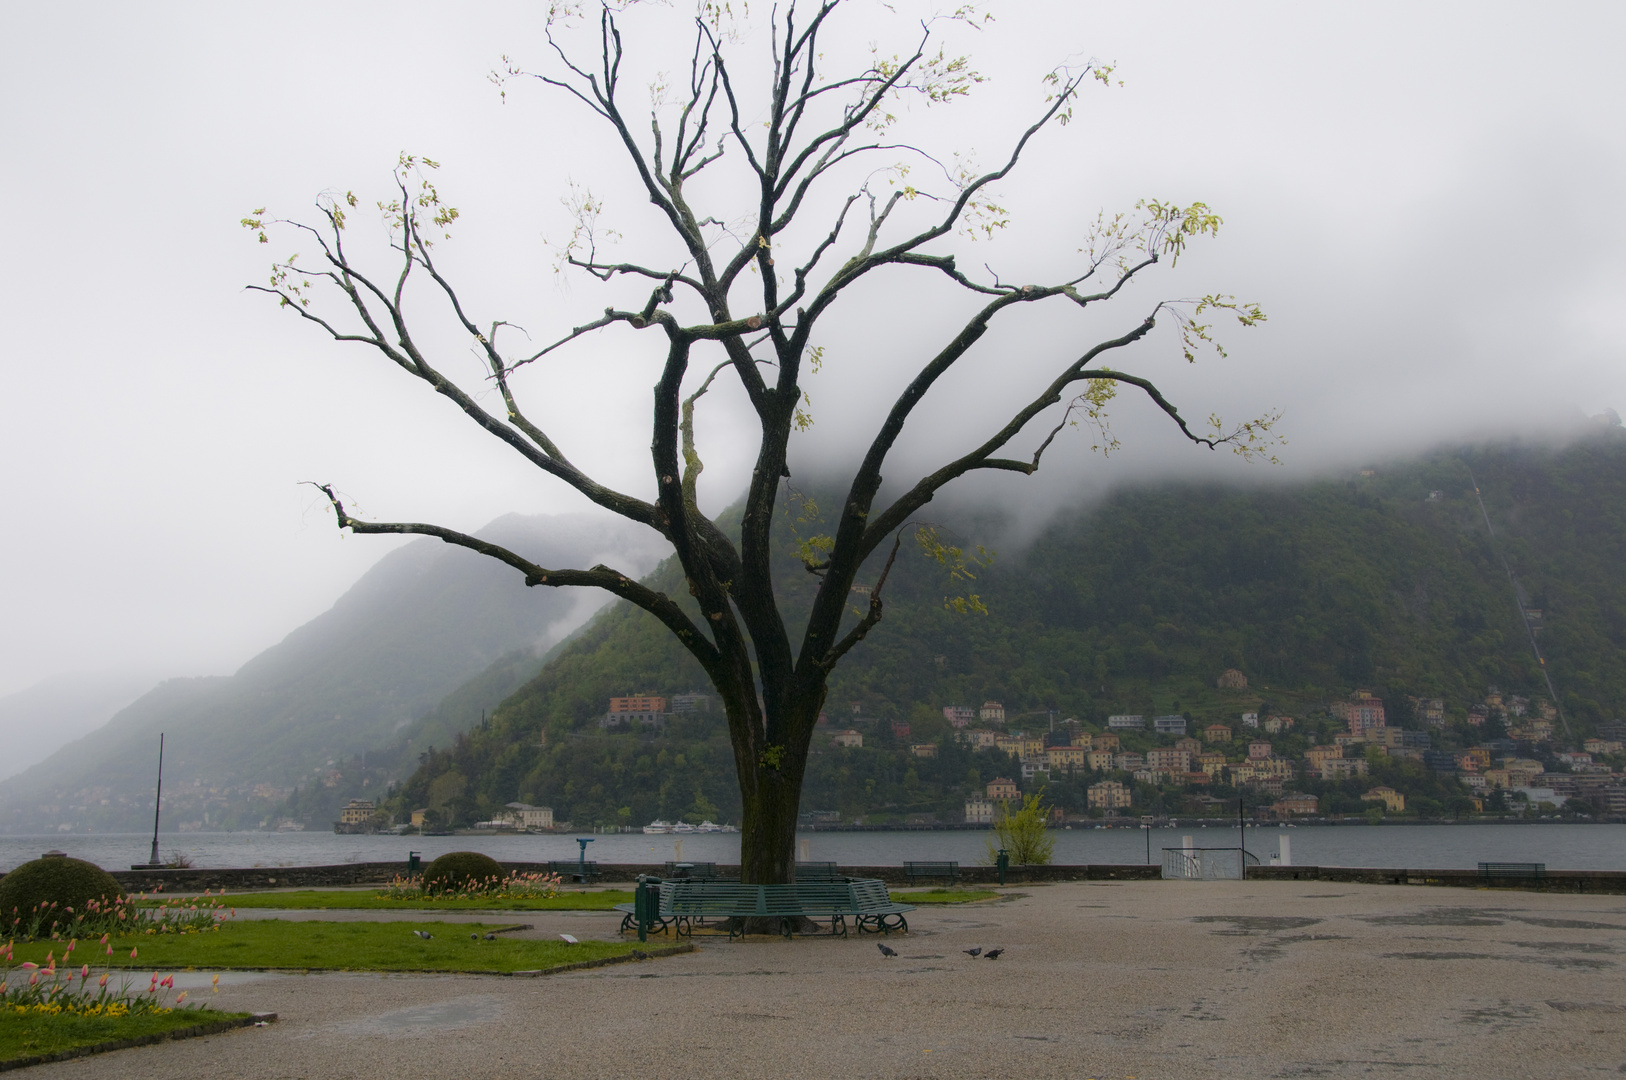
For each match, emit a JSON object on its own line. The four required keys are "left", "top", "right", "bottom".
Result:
{"left": 4, "top": 823, "right": 1623, "bottom": 874}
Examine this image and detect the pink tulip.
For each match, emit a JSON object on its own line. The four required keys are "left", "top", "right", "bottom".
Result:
{"left": 80, "top": 964, "right": 90, "bottom": 980}
{"left": 99, "top": 974, "right": 109, "bottom": 988}
{"left": 130, "top": 947, "right": 138, "bottom": 959}
{"left": 28, "top": 972, "right": 38, "bottom": 986}
{"left": 99, "top": 934, "right": 108, "bottom": 945}
{"left": 176, "top": 991, "right": 187, "bottom": 1003}
{"left": 20, "top": 962, "right": 37, "bottom": 970}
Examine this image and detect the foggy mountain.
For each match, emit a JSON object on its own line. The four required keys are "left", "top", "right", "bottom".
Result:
{"left": 0, "top": 512, "right": 665, "bottom": 833}
{"left": 0, "top": 673, "right": 157, "bottom": 782}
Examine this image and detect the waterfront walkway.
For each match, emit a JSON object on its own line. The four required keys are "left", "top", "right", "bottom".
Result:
{"left": 30, "top": 879, "right": 1626, "bottom": 1079}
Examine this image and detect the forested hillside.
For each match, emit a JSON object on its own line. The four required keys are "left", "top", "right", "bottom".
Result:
{"left": 383, "top": 430, "right": 1626, "bottom": 829}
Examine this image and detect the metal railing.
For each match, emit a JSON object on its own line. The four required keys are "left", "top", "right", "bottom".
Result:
{"left": 1161, "top": 846, "right": 1262, "bottom": 881}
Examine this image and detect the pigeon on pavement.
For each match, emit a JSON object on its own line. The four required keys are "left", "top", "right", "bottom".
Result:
{"left": 984, "top": 948, "right": 1004, "bottom": 960}
{"left": 877, "top": 942, "right": 899, "bottom": 957}
{"left": 631, "top": 950, "right": 651, "bottom": 960}
{"left": 962, "top": 947, "right": 982, "bottom": 958}
{"left": 413, "top": 930, "right": 433, "bottom": 940}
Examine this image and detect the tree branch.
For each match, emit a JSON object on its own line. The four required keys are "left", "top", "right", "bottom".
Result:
{"left": 310, "top": 483, "right": 718, "bottom": 672}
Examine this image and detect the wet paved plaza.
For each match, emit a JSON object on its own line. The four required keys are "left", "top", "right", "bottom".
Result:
{"left": 26, "top": 880, "right": 1626, "bottom": 1079}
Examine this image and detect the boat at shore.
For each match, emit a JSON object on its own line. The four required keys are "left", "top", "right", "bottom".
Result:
{"left": 643, "top": 820, "right": 674, "bottom": 834}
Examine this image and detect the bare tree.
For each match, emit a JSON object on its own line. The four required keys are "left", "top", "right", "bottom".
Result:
{"left": 244, "top": 1, "right": 1274, "bottom": 884}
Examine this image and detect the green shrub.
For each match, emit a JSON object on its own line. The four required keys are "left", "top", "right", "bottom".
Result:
{"left": 0, "top": 857, "right": 124, "bottom": 934}
{"left": 421, "top": 851, "right": 505, "bottom": 893}
{"left": 985, "top": 793, "right": 1056, "bottom": 866}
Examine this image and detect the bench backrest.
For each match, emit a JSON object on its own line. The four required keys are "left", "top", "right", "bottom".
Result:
{"left": 848, "top": 878, "right": 900, "bottom": 911}
{"left": 1478, "top": 861, "right": 1545, "bottom": 876}
{"left": 795, "top": 861, "right": 841, "bottom": 881}
{"left": 663, "top": 861, "right": 721, "bottom": 878}
{"left": 904, "top": 861, "right": 959, "bottom": 872}
{"left": 549, "top": 860, "right": 599, "bottom": 873}
{"left": 658, "top": 877, "right": 905, "bottom": 917}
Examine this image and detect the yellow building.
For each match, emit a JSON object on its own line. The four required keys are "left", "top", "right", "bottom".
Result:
{"left": 1362, "top": 786, "right": 1406, "bottom": 813}
{"left": 986, "top": 777, "right": 1020, "bottom": 802}
{"left": 1087, "top": 780, "right": 1131, "bottom": 810}
{"left": 1203, "top": 724, "right": 1233, "bottom": 743}
{"left": 339, "top": 800, "right": 376, "bottom": 825}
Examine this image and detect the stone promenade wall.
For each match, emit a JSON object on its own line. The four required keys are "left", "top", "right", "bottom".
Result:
{"left": 1247, "top": 865, "right": 1626, "bottom": 894}
{"left": 87, "top": 861, "right": 1159, "bottom": 893}
{"left": 20, "top": 860, "right": 1614, "bottom": 894}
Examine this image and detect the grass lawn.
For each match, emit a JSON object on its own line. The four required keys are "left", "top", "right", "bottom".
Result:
{"left": 0, "top": 1008, "right": 254, "bottom": 1065}
{"left": 893, "top": 889, "right": 999, "bottom": 904}
{"left": 217, "top": 889, "right": 633, "bottom": 912}
{"left": 9, "top": 922, "right": 650, "bottom": 974}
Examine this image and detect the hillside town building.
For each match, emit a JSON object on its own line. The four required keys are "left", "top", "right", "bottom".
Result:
{"left": 986, "top": 777, "right": 1019, "bottom": 802}
{"left": 1088, "top": 780, "right": 1131, "bottom": 810}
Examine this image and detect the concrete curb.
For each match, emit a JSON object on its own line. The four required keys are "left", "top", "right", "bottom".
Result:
{"left": 0, "top": 1011, "right": 276, "bottom": 1073}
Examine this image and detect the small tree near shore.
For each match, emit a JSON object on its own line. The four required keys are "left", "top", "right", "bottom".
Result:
{"left": 244, "top": 1, "right": 1275, "bottom": 886}
{"left": 987, "top": 792, "right": 1056, "bottom": 866}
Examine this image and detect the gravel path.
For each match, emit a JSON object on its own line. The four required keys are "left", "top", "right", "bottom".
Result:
{"left": 25, "top": 880, "right": 1626, "bottom": 1078}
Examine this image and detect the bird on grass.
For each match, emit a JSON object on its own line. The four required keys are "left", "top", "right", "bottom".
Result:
{"left": 877, "top": 943, "right": 899, "bottom": 958}
{"left": 962, "top": 947, "right": 982, "bottom": 958}
{"left": 484, "top": 933, "right": 498, "bottom": 941}
{"left": 984, "top": 948, "right": 1004, "bottom": 960}
{"left": 412, "top": 930, "right": 433, "bottom": 940}
{"left": 559, "top": 933, "right": 579, "bottom": 944}
{"left": 469, "top": 933, "right": 479, "bottom": 940}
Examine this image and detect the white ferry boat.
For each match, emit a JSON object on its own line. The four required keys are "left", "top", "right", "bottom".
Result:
{"left": 643, "top": 819, "right": 674, "bottom": 834}
{"left": 671, "top": 821, "right": 698, "bottom": 834}
{"left": 696, "top": 820, "right": 721, "bottom": 833}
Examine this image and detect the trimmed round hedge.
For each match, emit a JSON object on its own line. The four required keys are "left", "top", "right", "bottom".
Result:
{"left": 0, "top": 856, "right": 124, "bottom": 928}
{"left": 421, "top": 851, "right": 505, "bottom": 893}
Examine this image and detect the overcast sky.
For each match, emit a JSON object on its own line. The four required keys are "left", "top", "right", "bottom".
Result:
{"left": 1, "top": 1, "right": 1622, "bottom": 698}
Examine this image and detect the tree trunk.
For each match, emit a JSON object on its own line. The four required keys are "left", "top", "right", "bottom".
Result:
{"left": 738, "top": 766, "right": 803, "bottom": 884}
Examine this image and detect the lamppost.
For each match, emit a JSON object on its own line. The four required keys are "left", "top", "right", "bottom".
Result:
{"left": 134, "top": 733, "right": 164, "bottom": 869}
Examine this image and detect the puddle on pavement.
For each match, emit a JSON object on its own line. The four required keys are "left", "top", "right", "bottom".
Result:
{"left": 333, "top": 993, "right": 506, "bottom": 1036}
{"left": 1546, "top": 1000, "right": 1626, "bottom": 1013}
{"left": 1383, "top": 951, "right": 1613, "bottom": 970}
{"left": 1459, "top": 1000, "right": 1539, "bottom": 1027}
{"left": 1192, "top": 915, "right": 1321, "bottom": 934}
{"left": 1511, "top": 940, "right": 1617, "bottom": 954}
{"left": 1357, "top": 907, "right": 1509, "bottom": 927}
{"left": 1508, "top": 916, "right": 1626, "bottom": 931}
